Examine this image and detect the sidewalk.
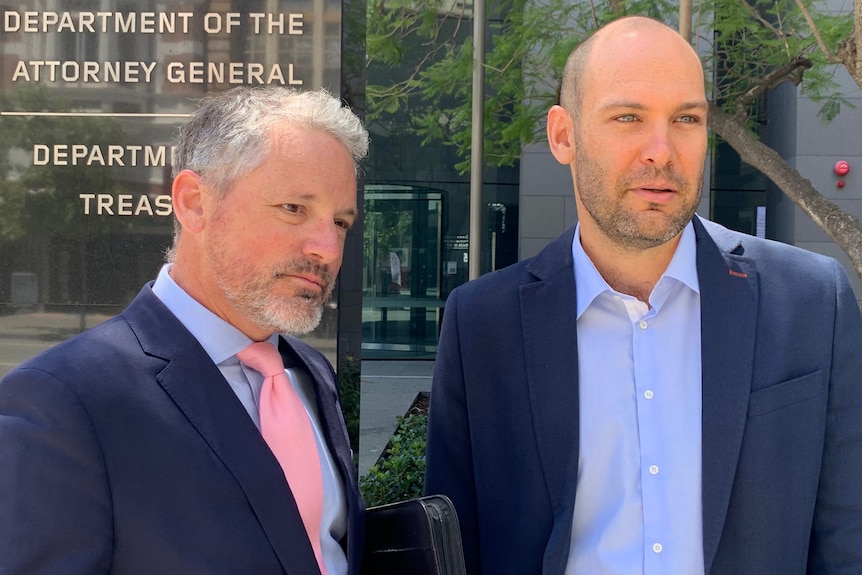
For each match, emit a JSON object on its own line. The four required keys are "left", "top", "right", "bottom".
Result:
{"left": 359, "top": 360, "right": 434, "bottom": 476}
{"left": 0, "top": 310, "right": 113, "bottom": 378}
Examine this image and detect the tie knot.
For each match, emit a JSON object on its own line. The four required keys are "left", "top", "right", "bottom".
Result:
{"left": 237, "top": 341, "right": 285, "bottom": 378}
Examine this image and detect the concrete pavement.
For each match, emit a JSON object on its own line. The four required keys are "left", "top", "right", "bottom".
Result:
{"left": 0, "top": 310, "right": 113, "bottom": 378}
{"left": 359, "top": 360, "right": 433, "bottom": 475}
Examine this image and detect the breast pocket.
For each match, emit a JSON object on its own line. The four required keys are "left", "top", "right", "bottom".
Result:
{"left": 748, "top": 370, "right": 826, "bottom": 418}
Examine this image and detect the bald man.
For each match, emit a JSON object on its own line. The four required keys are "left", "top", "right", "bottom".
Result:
{"left": 425, "top": 16, "right": 862, "bottom": 575}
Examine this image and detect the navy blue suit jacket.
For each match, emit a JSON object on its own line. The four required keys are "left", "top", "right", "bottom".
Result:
{"left": 425, "top": 217, "right": 862, "bottom": 574}
{"left": 0, "top": 285, "right": 363, "bottom": 575}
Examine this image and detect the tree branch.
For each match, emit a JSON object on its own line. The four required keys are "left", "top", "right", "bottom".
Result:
{"left": 736, "top": 0, "right": 786, "bottom": 47}
{"left": 587, "top": 0, "right": 599, "bottom": 28}
{"left": 732, "top": 58, "right": 812, "bottom": 121}
{"left": 856, "top": 0, "right": 862, "bottom": 80}
{"left": 608, "top": 0, "right": 626, "bottom": 17}
{"left": 709, "top": 101, "right": 862, "bottom": 289}
{"left": 794, "top": 0, "right": 843, "bottom": 64}
{"left": 833, "top": 3, "right": 859, "bottom": 83}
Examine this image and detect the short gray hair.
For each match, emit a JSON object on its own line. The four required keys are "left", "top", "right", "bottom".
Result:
{"left": 173, "top": 86, "right": 368, "bottom": 194}
{"left": 167, "top": 87, "right": 368, "bottom": 261}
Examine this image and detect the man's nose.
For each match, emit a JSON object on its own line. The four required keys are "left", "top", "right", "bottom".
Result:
{"left": 640, "top": 124, "right": 675, "bottom": 167}
{"left": 302, "top": 220, "right": 343, "bottom": 264}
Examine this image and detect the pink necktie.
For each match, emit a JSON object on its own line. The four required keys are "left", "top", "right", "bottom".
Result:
{"left": 238, "top": 342, "right": 328, "bottom": 575}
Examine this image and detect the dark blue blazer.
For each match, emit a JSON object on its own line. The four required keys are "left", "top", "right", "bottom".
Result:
{"left": 0, "top": 285, "right": 363, "bottom": 575}
{"left": 425, "top": 217, "right": 862, "bottom": 574}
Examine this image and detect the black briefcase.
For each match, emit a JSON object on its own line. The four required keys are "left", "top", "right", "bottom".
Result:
{"left": 363, "top": 494, "right": 467, "bottom": 575}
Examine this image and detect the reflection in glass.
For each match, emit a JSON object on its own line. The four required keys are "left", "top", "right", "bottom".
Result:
{"left": 0, "top": 0, "right": 344, "bottom": 375}
{"left": 362, "top": 185, "right": 444, "bottom": 358}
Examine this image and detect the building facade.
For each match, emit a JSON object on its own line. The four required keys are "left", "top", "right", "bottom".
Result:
{"left": 0, "top": 0, "right": 348, "bottom": 375}
{"left": 2, "top": 0, "right": 860, "bottom": 377}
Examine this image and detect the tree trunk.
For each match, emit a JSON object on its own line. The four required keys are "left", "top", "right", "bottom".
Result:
{"left": 708, "top": 102, "right": 862, "bottom": 291}
{"left": 836, "top": 0, "right": 860, "bottom": 84}
{"left": 854, "top": 0, "right": 861, "bottom": 83}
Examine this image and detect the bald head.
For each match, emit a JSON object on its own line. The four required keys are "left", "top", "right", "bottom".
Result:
{"left": 545, "top": 14, "right": 708, "bottom": 262}
{"left": 559, "top": 17, "right": 704, "bottom": 122}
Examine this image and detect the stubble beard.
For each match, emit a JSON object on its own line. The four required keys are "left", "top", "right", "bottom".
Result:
{"left": 574, "top": 138, "right": 701, "bottom": 251}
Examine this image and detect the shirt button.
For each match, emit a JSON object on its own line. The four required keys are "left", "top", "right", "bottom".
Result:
{"left": 653, "top": 543, "right": 663, "bottom": 554}
{"left": 639, "top": 320, "right": 648, "bottom": 329}
{"left": 649, "top": 465, "right": 659, "bottom": 475}
{"left": 644, "top": 390, "right": 654, "bottom": 400}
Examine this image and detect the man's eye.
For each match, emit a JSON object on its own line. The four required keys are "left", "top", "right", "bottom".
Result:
{"left": 282, "top": 204, "right": 301, "bottom": 213}
{"left": 616, "top": 114, "right": 637, "bottom": 123}
{"left": 335, "top": 219, "right": 352, "bottom": 230}
{"left": 677, "top": 115, "right": 700, "bottom": 124}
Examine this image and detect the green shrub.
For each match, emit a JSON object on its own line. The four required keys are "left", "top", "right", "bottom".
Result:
{"left": 337, "top": 356, "right": 361, "bottom": 464}
{"left": 359, "top": 412, "right": 428, "bottom": 507}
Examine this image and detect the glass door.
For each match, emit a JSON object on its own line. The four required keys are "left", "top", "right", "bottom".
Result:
{"left": 362, "top": 185, "right": 443, "bottom": 358}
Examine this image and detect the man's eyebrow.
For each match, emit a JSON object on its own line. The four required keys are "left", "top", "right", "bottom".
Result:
{"left": 599, "top": 100, "right": 709, "bottom": 113}
{"left": 675, "top": 101, "right": 709, "bottom": 113}
{"left": 284, "top": 193, "right": 335, "bottom": 203}
{"left": 280, "top": 194, "right": 358, "bottom": 215}
{"left": 600, "top": 101, "right": 648, "bottom": 111}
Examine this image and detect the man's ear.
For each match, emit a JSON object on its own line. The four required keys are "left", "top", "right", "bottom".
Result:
{"left": 171, "top": 169, "right": 206, "bottom": 234}
{"left": 546, "top": 105, "right": 575, "bottom": 165}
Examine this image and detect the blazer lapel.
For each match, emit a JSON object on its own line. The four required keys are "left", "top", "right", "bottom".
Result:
{"left": 515, "top": 220, "right": 758, "bottom": 572}
{"left": 280, "top": 337, "right": 356, "bottom": 494}
{"left": 520, "top": 229, "right": 582, "bottom": 573}
{"left": 125, "top": 287, "right": 321, "bottom": 575}
{"left": 693, "top": 218, "right": 759, "bottom": 573}
{"left": 279, "top": 337, "right": 365, "bottom": 572}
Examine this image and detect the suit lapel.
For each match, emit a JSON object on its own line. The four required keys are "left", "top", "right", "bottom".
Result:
{"left": 694, "top": 218, "right": 759, "bottom": 573}
{"left": 280, "top": 337, "right": 355, "bottom": 494}
{"left": 518, "top": 221, "right": 759, "bottom": 572}
{"left": 279, "top": 337, "right": 365, "bottom": 571}
{"left": 124, "top": 288, "right": 321, "bottom": 575}
{"left": 520, "top": 229, "right": 581, "bottom": 572}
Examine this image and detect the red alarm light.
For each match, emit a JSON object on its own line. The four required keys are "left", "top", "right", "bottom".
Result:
{"left": 835, "top": 161, "right": 851, "bottom": 176}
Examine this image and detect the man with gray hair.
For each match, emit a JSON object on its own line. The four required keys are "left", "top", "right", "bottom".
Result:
{"left": 0, "top": 86, "right": 369, "bottom": 575}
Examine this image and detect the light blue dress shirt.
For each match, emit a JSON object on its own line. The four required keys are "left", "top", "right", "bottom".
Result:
{"left": 152, "top": 264, "right": 348, "bottom": 575}
{"left": 565, "top": 223, "right": 704, "bottom": 575}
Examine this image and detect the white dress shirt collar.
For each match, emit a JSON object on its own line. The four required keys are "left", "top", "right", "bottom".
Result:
{"left": 151, "top": 263, "right": 268, "bottom": 364}
{"left": 572, "top": 221, "right": 700, "bottom": 317}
